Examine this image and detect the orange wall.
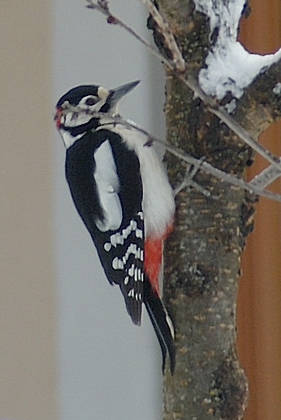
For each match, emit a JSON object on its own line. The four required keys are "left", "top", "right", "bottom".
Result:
{"left": 237, "top": 2, "right": 281, "bottom": 419}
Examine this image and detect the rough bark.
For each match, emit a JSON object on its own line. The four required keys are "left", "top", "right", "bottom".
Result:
{"left": 147, "top": 1, "right": 281, "bottom": 419}
{"left": 162, "top": 75, "right": 251, "bottom": 420}
{"left": 234, "top": 60, "right": 281, "bottom": 137}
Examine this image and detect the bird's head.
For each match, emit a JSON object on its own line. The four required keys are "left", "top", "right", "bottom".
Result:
{"left": 55, "top": 80, "right": 140, "bottom": 143}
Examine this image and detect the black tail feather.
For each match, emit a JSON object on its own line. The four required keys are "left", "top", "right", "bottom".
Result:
{"left": 144, "top": 278, "right": 175, "bottom": 374}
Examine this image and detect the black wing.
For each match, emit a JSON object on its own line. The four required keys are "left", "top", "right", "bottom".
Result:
{"left": 65, "top": 129, "right": 144, "bottom": 324}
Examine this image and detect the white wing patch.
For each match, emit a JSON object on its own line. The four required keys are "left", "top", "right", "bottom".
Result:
{"left": 93, "top": 140, "right": 122, "bottom": 231}
{"left": 102, "top": 124, "right": 175, "bottom": 238}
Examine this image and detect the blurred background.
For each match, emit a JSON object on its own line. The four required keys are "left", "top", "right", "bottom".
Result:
{"left": 0, "top": 1, "right": 280, "bottom": 419}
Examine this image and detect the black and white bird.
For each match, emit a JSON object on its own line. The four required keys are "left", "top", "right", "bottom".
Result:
{"left": 55, "top": 81, "right": 176, "bottom": 372}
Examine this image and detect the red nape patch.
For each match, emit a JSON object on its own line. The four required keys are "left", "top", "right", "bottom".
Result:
{"left": 54, "top": 108, "right": 62, "bottom": 128}
{"left": 144, "top": 238, "right": 162, "bottom": 295}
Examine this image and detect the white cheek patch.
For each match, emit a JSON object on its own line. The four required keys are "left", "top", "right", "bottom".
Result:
{"left": 93, "top": 140, "right": 123, "bottom": 231}
{"left": 63, "top": 111, "right": 93, "bottom": 127}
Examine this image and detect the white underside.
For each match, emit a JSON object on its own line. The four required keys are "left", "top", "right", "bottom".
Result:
{"left": 98, "top": 123, "right": 175, "bottom": 238}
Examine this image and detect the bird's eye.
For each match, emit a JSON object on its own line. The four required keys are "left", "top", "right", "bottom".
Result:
{"left": 85, "top": 97, "right": 98, "bottom": 106}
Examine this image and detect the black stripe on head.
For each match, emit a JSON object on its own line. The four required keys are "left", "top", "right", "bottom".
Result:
{"left": 56, "top": 85, "right": 100, "bottom": 107}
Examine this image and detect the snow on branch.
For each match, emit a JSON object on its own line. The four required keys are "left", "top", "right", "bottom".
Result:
{"left": 194, "top": 0, "right": 281, "bottom": 99}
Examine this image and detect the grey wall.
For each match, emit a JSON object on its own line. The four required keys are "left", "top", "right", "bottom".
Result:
{"left": 53, "top": 1, "right": 166, "bottom": 419}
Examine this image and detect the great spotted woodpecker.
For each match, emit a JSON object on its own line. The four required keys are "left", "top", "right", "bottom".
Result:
{"left": 55, "top": 81, "right": 175, "bottom": 372}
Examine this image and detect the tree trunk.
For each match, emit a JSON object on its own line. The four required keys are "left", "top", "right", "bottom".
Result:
{"left": 163, "top": 72, "right": 250, "bottom": 420}
{"left": 146, "top": 0, "right": 280, "bottom": 418}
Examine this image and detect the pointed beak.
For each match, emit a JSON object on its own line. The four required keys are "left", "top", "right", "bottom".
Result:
{"left": 109, "top": 80, "right": 140, "bottom": 104}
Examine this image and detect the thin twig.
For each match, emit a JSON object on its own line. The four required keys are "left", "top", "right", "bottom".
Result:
{"left": 85, "top": 0, "right": 281, "bottom": 194}
{"left": 60, "top": 104, "right": 281, "bottom": 202}
{"left": 86, "top": 0, "right": 175, "bottom": 67}
{"left": 249, "top": 165, "right": 281, "bottom": 188}
{"left": 210, "top": 107, "right": 281, "bottom": 170}
{"left": 115, "top": 117, "right": 281, "bottom": 202}
{"left": 173, "top": 164, "right": 216, "bottom": 198}
{"left": 86, "top": 1, "right": 281, "bottom": 173}
{"left": 86, "top": 1, "right": 215, "bottom": 102}
{"left": 140, "top": 0, "right": 186, "bottom": 71}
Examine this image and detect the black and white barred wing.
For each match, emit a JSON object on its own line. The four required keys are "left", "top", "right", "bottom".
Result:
{"left": 95, "top": 211, "right": 145, "bottom": 325}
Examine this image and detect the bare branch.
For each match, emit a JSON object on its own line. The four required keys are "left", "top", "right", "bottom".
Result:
{"left": 249, "top": 165, "right": 281, "bottom": 189}
{"left": 173, "top": 163, "right": 218, "bottom": 199}
{"left": 60, "top": 104, "right": 281, "bottom": 202}
{"left": 85, "top": 0, "right": 281, "bottom": 183}
{"left": 112, "top": 120, "right": 281, "bottom": 202}
{"left": 85, "top": 0, "right": 217, "bottom": 100}
{"left": 86, "top": 0, "right": 174, "bottom": 67}
{"left": 209, "top": 106, "right": 281, "bottom": 171}
{"left": 140, "top": 0, "right": 186, "bottom": 71}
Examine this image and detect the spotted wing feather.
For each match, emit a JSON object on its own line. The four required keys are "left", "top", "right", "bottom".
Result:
{"left": 97, "top": 211, "right": 145, "bottom": 324}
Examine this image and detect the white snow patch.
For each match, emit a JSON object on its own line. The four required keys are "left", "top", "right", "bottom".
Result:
{"left": 224, "top": 98, "right": 237, "bottom": 113}
{"left": 194, "top": 0, "right": 245, "bottom": 36}
{"left": 273, "top": 83, "right": 281, "bottom": 95}
{"left": 194, "top": 0, "right": 281, "bottom": 100}
{"left": 200, "top": 42, "right": 281, "bottom": 99}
